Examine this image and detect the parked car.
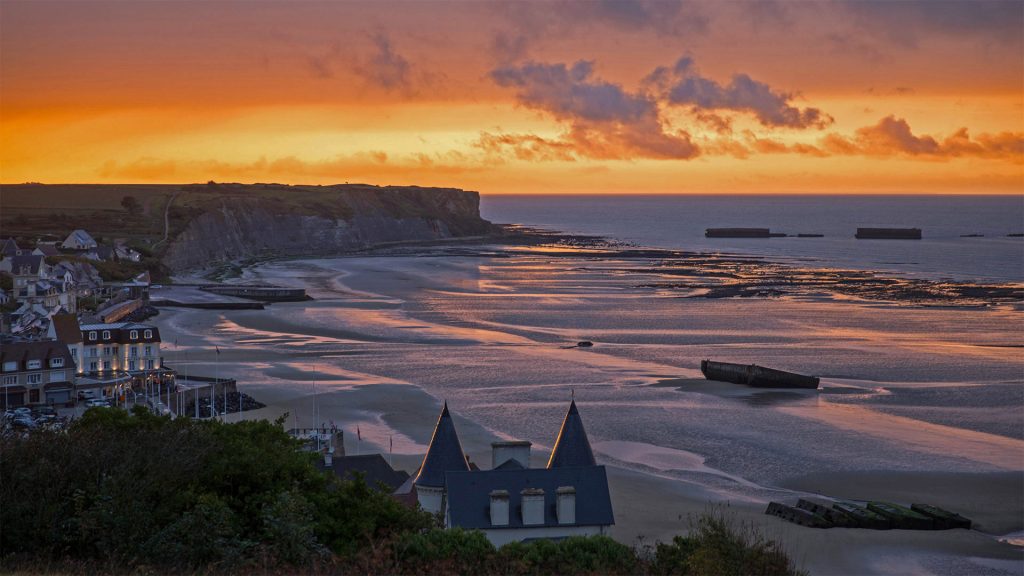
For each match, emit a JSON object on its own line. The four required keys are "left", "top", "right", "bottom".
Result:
{"left": 12, "top": 416, "right": 36, "bottom": 428}
{"left": 13, "top": 407, "right": 32, "bottom": 416}
{"left": 85, "top": 398, "right": 111, "bottom": 408}
{"left": 33, "top": 406, "right": 57, "bottom": 417}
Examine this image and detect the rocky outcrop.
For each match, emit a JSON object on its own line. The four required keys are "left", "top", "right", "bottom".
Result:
{"left": 162, "top": 185, "right": 492, "bottom": 271}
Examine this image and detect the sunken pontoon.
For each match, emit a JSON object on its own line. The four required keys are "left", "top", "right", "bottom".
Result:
{"left": 700, "top": 360, "right": 820, "bottom": 389}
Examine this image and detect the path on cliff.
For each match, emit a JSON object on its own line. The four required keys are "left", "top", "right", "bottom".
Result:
{"left": 154, "top": 191, "right": 180, "bottom": 249}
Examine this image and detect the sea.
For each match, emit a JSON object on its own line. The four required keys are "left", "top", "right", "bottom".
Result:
{"left": 480, "top": 194, "right": 1024, "bottom": 283}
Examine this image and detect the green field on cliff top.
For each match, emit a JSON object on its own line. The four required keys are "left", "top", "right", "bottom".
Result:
{"left": 0, "top": 182, "right": 469, "bottom": 248}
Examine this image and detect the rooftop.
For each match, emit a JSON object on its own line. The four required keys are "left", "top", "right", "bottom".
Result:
{"left": 547, "top": 400, "right": 597, "bottom": 469}
{"left": 445, "top": 465, "right": 613, "bottom": 530}
{"left": 413, "top": 402, "right": 470, "bottom": 487}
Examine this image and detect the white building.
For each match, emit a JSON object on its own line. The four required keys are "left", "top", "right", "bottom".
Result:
{"left": 61, "top": 229, "right": 98, "bottom": 250}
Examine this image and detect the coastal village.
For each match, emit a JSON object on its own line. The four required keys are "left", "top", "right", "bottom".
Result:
{"left": 0, "top": 228, "right": 617, "bottom": 546}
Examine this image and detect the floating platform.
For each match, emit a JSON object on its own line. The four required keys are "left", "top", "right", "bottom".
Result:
{"left": 705, "top": 228, "right": 772, "bottom": 238}
{"left": 855, "top": 228, "right": 922, "bottom": 239}
{"left": 700, "top": 360, "right": 820, "bottom": 389}
{"left": 911, "top": 504, "right": 972, "bottom": 530}
{"left": 766, "top": 500, "right": 971, "bottom": 531}
{"left": 766, "top": 502, "right": 832, "bottom": 528}
{"left": 867, "top": 502, "right": 935, "bottom": 530}
{"left": 831, "top": 502, "right": 891, "bottom": 530}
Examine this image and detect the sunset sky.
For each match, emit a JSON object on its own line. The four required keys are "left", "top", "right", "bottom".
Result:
{"left": 2, "top": 0, "right": 1022, "bottom": 193}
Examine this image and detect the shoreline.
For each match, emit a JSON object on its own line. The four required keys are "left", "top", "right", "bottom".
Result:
{"left": 172, "top": 225, "right": 1023, "bottom": 311}
{"left": 156, "top": 237, "right": 1023, "bottom": 576}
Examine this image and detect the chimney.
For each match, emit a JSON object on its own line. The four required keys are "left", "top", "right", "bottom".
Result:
{"left": 521, "top": 488, "right": 545, "bottom": 525}
{"left": 492, "top": 441, "right": 531, "bottom": 469}
{"left": 556, "top": 486, "right": 576, "bottom": 524}
{"left": 489, "top": 490, "right": 509, "bottom": 526}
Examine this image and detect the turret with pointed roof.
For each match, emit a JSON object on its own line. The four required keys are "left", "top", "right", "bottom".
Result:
{"left": 547, "top": 400, "right": 597, "bottom": 468}
{"left": 413, "top": 402, "right": 470, "bottom": 487}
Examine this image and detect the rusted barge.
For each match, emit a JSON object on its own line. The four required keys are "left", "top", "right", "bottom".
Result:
{"left": 700, "top": 360, "right": 820, "bottom": 389}
{"left": 855, "top": 227, "right": 922, "bottom": 239}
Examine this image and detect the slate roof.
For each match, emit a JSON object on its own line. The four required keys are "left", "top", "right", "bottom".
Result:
{"left": 80, "top": 322, "right": 161, "bottom": 344}
{"left": 0, "top": 339, "right": 74, "bottom": 374}
{"left": 318, "top": 454, "right": 410, "bottom": 492}
{"left": 63, "top": 230, "right": 97, "bottom": 248}
{"left": 50, "top": 313, "right": 83, "bottom": 344}
{"left": 445, "top": 465, "right": 613, "bottom": 530}
{"left": 33, "top": 244, "right": 60, "bottom": 257}
{"left": 547, "top": 400, "right": 597, "bottom": 468}
{"left": 1, "top": 238, "right": 25, "bottom": 257}
{"left": 9, "top": 255, "right": 45, "bottom": 276}
{"left": 413, "top": 402, "right": 470, "bottom": 487}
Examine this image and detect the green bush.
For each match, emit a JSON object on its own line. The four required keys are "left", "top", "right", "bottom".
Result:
{"left": 652, "top": 511, "right": 805, "bottom": 576}
{"left": 0, "top": 407, "right": 430, "bottom": 571}
{"left": 499, "top": 535, "right": 638, "bottom": 575}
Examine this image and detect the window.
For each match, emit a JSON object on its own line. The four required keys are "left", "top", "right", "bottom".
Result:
{"left": 89, "top": 331, "right": 97, "bottom": 341}
{"left": 146, "top": 359, "right": 154, "bottom": 370}
{"left": 50, "top": 371, "right": 66, "bottom": 382}
{"left": 128, "top": 360, "right": 137, "bottom": 371}
{"left": 26, "top": 360, "right": 41, "bottom": 370}
{"left": 70, "top": 348, "right": 77, "bottom": 358}
{"left": 2, "top": 361, "right": 16, "bottom": 372}
{"left": 88, "top": 348, "right": 98, "bottom": 358}
{"left": 144, "top": 346, "right": 152, "bottom": 356}
{"left": 27, "top": 373, "right": 42, "bottom": 385}
{"left": 104, "top": 347, "right": 112, "bottom": 356}
{"left": 89, "top": 361, "right": 98, "bottom": 372}
{"left": 2, "top": 376, "right": 16, "bottom": 386}
{"left": 130, "top": 346, "right": 138, "bottom": 357}
{"left": 144, "top": 329, "right": 152, "bottom": 339}
{"left": 102, "top": 361, "right": 111, "bottom": 371}
{"left": 29, "top": 389, "right": 39, "bottom": 403}
{"left": 102, "top": 330, "right": 110, "bottom": 340}
{"left": 50, "top": 358, "right": 64, "bottom": 368}
{"left": 130, "top": 330, "right": 138, "bottom": 340}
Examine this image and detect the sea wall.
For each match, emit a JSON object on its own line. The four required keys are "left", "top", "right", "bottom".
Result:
{"left": 162, "top": 186, "right": 492, "bottom": 271}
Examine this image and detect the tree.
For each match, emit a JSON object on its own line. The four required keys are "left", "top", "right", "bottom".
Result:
{"left": 120, "top": 195, "right": 141, "bottom": 215}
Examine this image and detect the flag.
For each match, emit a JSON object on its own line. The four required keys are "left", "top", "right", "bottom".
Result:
{"left": 390, "top": 435, "right": 393, "bottom": 453}
{"left": 357, "top": 426, "right": 361, "bottom": 441}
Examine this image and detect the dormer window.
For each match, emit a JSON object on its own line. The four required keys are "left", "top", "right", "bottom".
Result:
{"left": 51, "top": 358, "right": 64, "bottom": 368}
{"left": 144, "top": 329, "right": 153, "bottom": 339}
{"left": 89, "top": 331, "right": 97, "bottom": 341}
{"left": 102, "top": 330, "right": 110, "bottom": 340}
{"left": 2, "top": 361, "right": 16, "bottom": 372}
{"left": 27, "top": 360, "right": 41, "bottom": 370}
{"left": 130, "top": 330, "right": 138, "bottom": 340}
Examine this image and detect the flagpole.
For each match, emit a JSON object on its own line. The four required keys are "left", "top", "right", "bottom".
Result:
{"left": 313, "top": 363, "right": 319, "bottom": 453}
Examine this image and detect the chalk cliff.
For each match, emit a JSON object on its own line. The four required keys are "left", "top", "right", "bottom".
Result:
{"left": 162, "top": 185, "right": 493, "bottom": 271}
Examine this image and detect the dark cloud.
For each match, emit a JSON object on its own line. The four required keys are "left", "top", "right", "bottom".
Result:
{"left": 649, "top": 57, "right": 833, "bottom": 129}
{"left": 354, "top": 33, "right": 412, "bottom": 91}
{"left": 486, "top": 60, "right": 699, "bottom": 160}
{"left": 840, "top": 0, "right": 1024, "bottom": 45}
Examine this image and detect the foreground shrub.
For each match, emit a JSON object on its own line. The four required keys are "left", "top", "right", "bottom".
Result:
{"left": 499, "top": 535, "right": 638, "bottom": 575}
{"left": 652, "top": 510, "right": 805, "bottom": 576}
{"left": 0, "top": 407, "right": 431, "bottom": 571}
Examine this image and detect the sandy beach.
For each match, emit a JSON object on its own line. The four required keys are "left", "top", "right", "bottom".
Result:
{"left": 161, "top": 246, "right": 1024, "bottom": 575}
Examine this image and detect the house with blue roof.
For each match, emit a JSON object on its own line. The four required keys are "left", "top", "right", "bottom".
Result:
{"left": 409, "top": 400, "right": 614, "bottom": 546}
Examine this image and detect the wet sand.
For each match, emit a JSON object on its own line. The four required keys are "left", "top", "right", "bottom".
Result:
{"left": 160, "top": 246, "right": 1024, "bottom": 575}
